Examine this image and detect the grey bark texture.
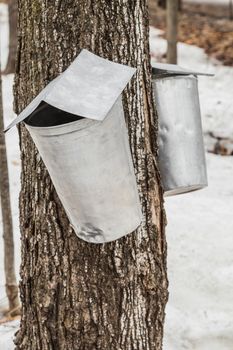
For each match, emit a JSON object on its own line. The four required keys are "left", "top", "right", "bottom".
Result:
{"left": 167, "top": 0, "right": 179, "bottom": 64}
{"left": 14, "top": 1, "right": 168, "bottom": 349}
{"left": 3, "top": 0, "right": 17, "bottom": 74}
{"left": 0, "top": 62, "right": 19, "bottom": 312}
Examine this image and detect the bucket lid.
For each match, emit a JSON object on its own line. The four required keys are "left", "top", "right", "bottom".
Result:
{"left": 152, "top": 62, "right": 214, "bottom": 77}
{"left": 5, "top": 49, "right": 136, "bottom": 132}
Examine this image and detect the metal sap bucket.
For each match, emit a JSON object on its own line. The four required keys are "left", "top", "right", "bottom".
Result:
{"left": 152, "top": 63, "right": 213, "bottom": 196}
{"left": 5, "top": 49, "right": 142, "bottom": 243}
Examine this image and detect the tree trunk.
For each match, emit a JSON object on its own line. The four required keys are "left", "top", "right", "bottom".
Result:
{"left": 158, "top": 0, "right": 182, "bottom": 10}
{"left": 167, "top": 0, "right": 179, "bottom": 64}
{"left": 0, "top": 60, "right": 19, "bottom": 312}
{"left": 158, "top": 0, "right": 166, "bottom": 9}
{"left": 14, "top": 1, "right": 168, "bottom": 349}
{"left": 230, "top": 0, "right": 233, "bottom": 20}
{"left": 3, "top": 0, "right": 17, "bottom": 74}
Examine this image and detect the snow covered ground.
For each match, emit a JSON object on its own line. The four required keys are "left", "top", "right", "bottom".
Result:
{"left": 0, "top": 4, "right": 233, "bottom": 349}
{"left": 164, "top": 153, "right": 233, "bottom": 350}
{"left": 0, "top": 4, "right": 21, "bottom": 308}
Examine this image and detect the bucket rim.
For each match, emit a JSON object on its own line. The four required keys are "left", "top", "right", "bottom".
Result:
{"left": 25, "top": 97, "right": 123, "bottom": 136}
{"left": 153, "top": 74, "right": 198, "bottom": 81}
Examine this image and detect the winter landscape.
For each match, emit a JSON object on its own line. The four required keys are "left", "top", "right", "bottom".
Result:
{"left": 0, "top": 2, "right": 233, "bottom": 349}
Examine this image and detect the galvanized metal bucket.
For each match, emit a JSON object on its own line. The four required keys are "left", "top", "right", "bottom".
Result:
{"left": 6, "top": 49, "right": 142, "bottom": 243}
{"left": 152, "top": 63, "right": 213, "bottom": 196}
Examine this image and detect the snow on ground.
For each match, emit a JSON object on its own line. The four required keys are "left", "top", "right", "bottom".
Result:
{"left": 0, "top": 4, "right": 233, "bottom": 349}
{"left": 164, "top": 153, "right": 233, "bottom": 350}
{"left": 0, "top": 4, "right": 21, "bottom": 307}
{"left": 0, "top": 3, "right": 8, "bottom": 70}
{"left": 0, "top": 320, "right": 20, "bottom": 350}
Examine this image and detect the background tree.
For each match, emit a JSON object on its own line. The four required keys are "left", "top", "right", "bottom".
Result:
{"left": 158, "top": 0, "right": 182, "bottom": 10}
{"left": 167, "top": 0, "right": 179, "bottom": 64}
{"left": 230, "top": 0, "right": 233, "bottom": 20}
{"left": 3, "top": 0, "right": 17, "bottom": 74}
{"left": 0, "top": 57, "right": 19, "bottom": 314}
{"left": 14, "top": 1, "right": 168, "bottom": 349}
{"left": 158, "top": 0, "right": 166, "bottom": 9}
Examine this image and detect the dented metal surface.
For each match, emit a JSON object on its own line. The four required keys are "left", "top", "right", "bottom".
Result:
{"left": 26, "top": 97, "right": 142, "bottom": 243}
{"left": 153, "top": 73, "right": 208, "bottom": 196}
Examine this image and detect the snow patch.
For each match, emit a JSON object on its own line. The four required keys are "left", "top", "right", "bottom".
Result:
{"left": 0, "top": 320, "right": 19, "bottom": 350}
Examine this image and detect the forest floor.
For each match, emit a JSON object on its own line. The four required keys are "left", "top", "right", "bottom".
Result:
{"left": 1, "top": 2, "right": 233, "bottom": 350}
{"left": 148, "top": 1, "right": 233, "bottom": 66}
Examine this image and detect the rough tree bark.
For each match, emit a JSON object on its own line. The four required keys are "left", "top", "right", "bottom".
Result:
{"left": 0, "top": 61, "right": 19, "bottom": 312}
{"left": 167, "top": 0, "right": 179, "bottom": 64}
{"left": 3, "top": 0, "right": 17, "bottom": 74}
{"left": 14, "top": 1, "right": 168, "bottom": 349}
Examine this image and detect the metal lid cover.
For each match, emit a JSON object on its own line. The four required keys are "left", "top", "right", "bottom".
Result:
{"left": 5, "top": 49, "right": 136, "bottom": 132}
{"left": 152, "top": 62, "right": 214, "bottom": 77}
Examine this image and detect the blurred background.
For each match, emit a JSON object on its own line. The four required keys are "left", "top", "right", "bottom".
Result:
{"left": 0, "top": 0, "right": 233, "bottom": 349}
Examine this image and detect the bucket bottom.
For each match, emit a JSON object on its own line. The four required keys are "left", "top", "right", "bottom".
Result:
{"left": 164, "top": 184, "right": 207, "bottom": 197}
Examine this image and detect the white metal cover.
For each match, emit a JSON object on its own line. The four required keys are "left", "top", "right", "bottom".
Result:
{"left": 152, "top": 62, "right": 214, "bottom": 77}
{"left": 5, "top": 49, "right": 136, "bottom": 132}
